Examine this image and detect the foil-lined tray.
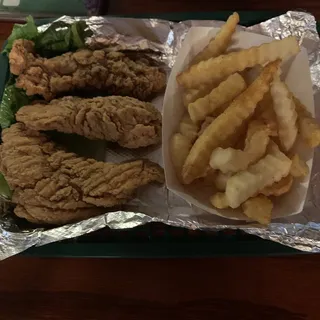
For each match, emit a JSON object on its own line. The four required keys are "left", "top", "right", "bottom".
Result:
{"left": 1, "top": 11, "right": 320, "bottom": 259}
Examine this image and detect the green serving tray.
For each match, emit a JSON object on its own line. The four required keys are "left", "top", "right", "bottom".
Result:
{"left": 0, "top": 0, "right": 87, "bottom": 17}
{"left": 1, "top": 11, "right": 318, "bottom": 257}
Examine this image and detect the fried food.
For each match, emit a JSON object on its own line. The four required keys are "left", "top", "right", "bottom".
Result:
{"left": 9, "top": 39, "right": 166, "bottom": 101}
{"left": 270, "top": 79, "right": 298, "bottom": 151}
{"left": 182, "top": 84, "right": 216, "bottom": 106}
{"left": 290, "top": 154, "right": 309, "bottom": 178}
{"left": 242, "top": 195, "right": 273, "bottom": 225}
{"left": 255, "top": 91, "right": 278, "bottom": 136}
{"left": 201, "top": 168, "right": 217, "bottom": 186}
{"left": 177, "top": 36, "right": 299, "bottom": 89}
{"left": 225, "top": 141, "right": 292, "bottom": 208}
{"left": 188, "top": 73, "right": 246, "bottom": 122}
{"left": 191, "top": 12, "right": 239, "bottom": 65}
{"left": 181, "top": 61, "right": 280, "bottom": 184}
{"left": 293, "top": 96, "right": 320, "bottom": 148}
{"left": 245, "top": 120, "right": 266, "bottom": 142}
{"left": 16, "top": 96, "right": 162, "bottom": 148}
{"left": 214, "top": 171, "right": 232, "bottom": 191}
{"left": 210, "top": 192, "right": 229, "bottom": 209}
{"left": 261, "top": 174, "right": 293, "bottom": 196}
{"left": 0, "top": 123, "right": 164, "bottom": 225}
{"left": 182, "top": 89, "right": 200, "bottom": 107}
{"left": 210, "top": 123, "right": 270, "bottom": 173}
{"left": 179, "top": 113, "right": 199, "bottom": 142}
{"left": 170, "top": 133, "right": 192, "bottom": 180}
{"left": 198, "top": 116, "right": 215, "bottom": 136}
{"left": 13, "top": 203, "right": 105, "bottom": 225}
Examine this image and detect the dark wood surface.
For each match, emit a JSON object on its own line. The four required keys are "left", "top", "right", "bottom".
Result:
{"left": 0, "top": 255, "right": 319, "bottom": 320}
{"left": 1, "top": 2, "right": 320, "bottom": 319}
{"left": 108, "top": 0, "right": 320, "bottom": 20}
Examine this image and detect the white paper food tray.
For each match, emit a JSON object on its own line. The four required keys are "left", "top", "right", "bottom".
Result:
{"left": 163, "top": 27, "right": 314, "bottom": 220}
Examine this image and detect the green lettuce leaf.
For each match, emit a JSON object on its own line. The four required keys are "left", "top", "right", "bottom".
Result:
{"left": 0, "top": 173, "right": 12, "bottom": 200}
{"left": 0, "top": 84, "right": 33, "bottom": 129}
{"left": 3, "top": 16, "right": 38, "bottom": 54}
{"left": 35, "top": 20, "right": 93, "bottom": 56}
{"left": 70, "top": 20, "right": 92, "bottom": 48}
{"left": 0, "top": 18, "right": 92, "bottom": 130}
{"left": 3, "top": 17, "right": 92, "bottom": 56}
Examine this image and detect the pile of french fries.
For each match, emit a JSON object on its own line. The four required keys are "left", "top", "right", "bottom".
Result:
{"left": 170, "top": 12, "right": 320, "bottom": 225}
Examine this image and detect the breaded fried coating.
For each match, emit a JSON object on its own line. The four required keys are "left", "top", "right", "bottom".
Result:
{"left": 16, "top": 96, "right": 162, "bottom": 148}
{"left": 9, "top": 39, "right": 166, "bottom": 101}
{"left": 0, "top": 124, "right": 164, "bottom": 224}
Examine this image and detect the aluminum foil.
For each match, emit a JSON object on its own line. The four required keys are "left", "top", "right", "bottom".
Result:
{"left": 1, "top": 11, "right": 320, "bottom": 259}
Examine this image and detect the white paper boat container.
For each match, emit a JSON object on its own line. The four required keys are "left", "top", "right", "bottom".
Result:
{"left": 162, "top": 27, "right": 314, "bottom": 221}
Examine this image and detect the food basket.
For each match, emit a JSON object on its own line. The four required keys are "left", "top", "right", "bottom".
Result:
{"left": 0, "top": 11, "right": 319, "bottom": 258}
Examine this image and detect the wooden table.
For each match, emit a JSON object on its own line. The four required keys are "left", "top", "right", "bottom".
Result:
{"left": 108, "top": 0, "right": 320, "bottom": 20}
{"left": 1, "top": 2, "right": 320, "bottom": 319}
{"left": 0, "top": 256, "right": 319, "bottom": 319}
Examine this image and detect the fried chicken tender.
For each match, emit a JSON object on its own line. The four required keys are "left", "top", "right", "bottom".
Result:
{"left": 9, "top": 39, "right": 166, "bottom": 101}
{"left": 16, "top": 96, "right": 162, "bottom": 148}
{"left": 0, "top": 124, "right": 164, "bottom": 225}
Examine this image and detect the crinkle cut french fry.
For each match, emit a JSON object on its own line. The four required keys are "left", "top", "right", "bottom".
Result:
{"left": 170, "top": 133, "right": 192, "bottom": 180}
{"left": 260, "top": 174, "right": 293, "bottom": 196}
{"left": 177, "top": 36, "right": 299, "bottom": 89}
{"left": 270, "top": 79, "right": 298, "bottom": 151}
{"left": 181, "top": 61, "right": 280, "bottom": 184}
{"left": 214, "top": 171, "right": 232, "bottom": 191}
{"left": 198, "top": 116, "right": 215, "bottom": 136}
{"left": 293, "top": 96, "right": 320, "bottom": 148}
{"left": 225, "top": 141, "right": 292, "bottom": 208}
{"left": 182, "top": 85, "right": 213, "bottom": 107}
{"left": 210, "top": 192, "right": 229, "bottom": 209}
{"left": 255, "top": 91, "right": 278, "bottom": 136}
{"left": 201, "top": 168, "right": 217, "bottom": 186}
{"left": 179, "top": 114, "right": 199, "bottom": 142}
{"left": 188, "top": 73, "right": 247, "bottom": 122}
{"left": 242, "top": 65, "right": 263, "bottom": 85}
{"left": 290, "top": 154, "right": 309, "bottom": 178}
{"left": 191, "top": 12, "right": 240, "bottom": 65}
{"left": 242, "top": 195, "right": 273, "bottom": 225}
{"left": 259, "top": 108, "right": 278, "bottom": 137}
{"left": 210, "top": 124, "right": 270, "bottom": 173}
{"left": 244, "top": 122, "right": 270, "bottom": 153}
{"left": 245, "top": 120, "right": 267, "bottom": 144}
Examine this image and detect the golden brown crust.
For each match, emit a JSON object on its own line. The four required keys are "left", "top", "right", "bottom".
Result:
{"left": 16, "top": 96, "right": 162, "bottom": 148}
{"left": 9, "top": 40, "right": 166, "bottom": 101}
{"left": 1, "top": 124, "right": 164, "bottom": 225}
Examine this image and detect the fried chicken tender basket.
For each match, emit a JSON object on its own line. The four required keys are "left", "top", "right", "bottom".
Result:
{"left": 1, "top": 11, "right": 320, "bottom": 260}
